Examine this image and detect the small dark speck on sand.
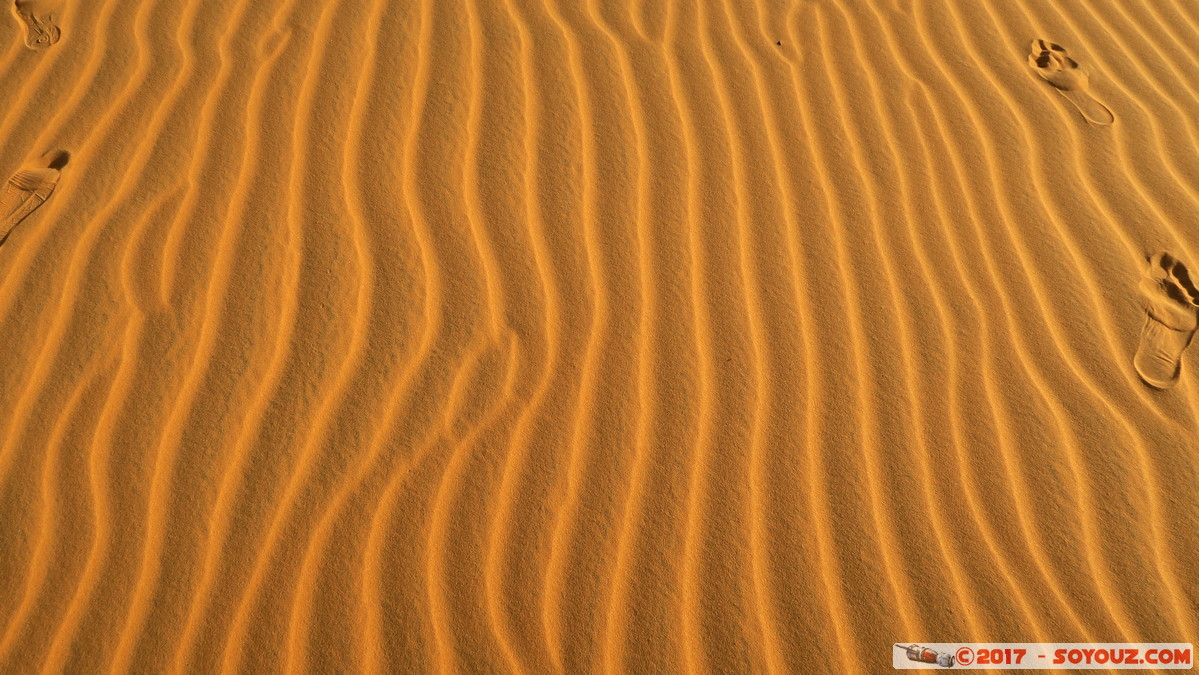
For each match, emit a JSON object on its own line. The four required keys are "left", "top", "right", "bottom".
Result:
{"left": 776, "top": 41, "right": 782, "bottom": 45}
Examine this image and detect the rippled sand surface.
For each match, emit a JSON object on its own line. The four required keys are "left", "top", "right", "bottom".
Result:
{"left": 0, "top": 0, "right": 1196, "bottom": 672}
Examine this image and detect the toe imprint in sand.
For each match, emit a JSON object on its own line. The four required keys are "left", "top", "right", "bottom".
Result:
{"left": 1135, "top": 252, "right": 1199, "bottom": 389}
{"left": 1028, "top": 39, "right": 1114, "bottom": 126}
{"left": 0, "top": 149, "right": 67, "bottom": 247}
{"left": 11, "top": 0, "right": 61, "bottom": 49}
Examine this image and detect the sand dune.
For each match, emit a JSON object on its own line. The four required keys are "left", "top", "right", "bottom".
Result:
{"left": 0, "top": 0, "right": 1196, "bottom": 672}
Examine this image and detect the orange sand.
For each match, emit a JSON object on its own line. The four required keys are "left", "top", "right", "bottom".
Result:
{"left": 0, "top": 0, "right": 1196, "bottom": 672}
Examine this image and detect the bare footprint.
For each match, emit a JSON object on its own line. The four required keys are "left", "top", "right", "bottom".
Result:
{"left": 1135, "top": 252, "right": 1199, "bottom": 389}
{"left": 0, "top": 149, "right": 67, "bottom": 247}
{"left": 11, "top": 0, "right": 61, "bottom": 50}
{"left": 1028, "top": 39, "right": 1114, "bottom": 126}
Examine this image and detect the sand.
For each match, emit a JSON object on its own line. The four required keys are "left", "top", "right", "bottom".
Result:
{"left": 0, "top": 0, "right": 1196, "bottom": 672}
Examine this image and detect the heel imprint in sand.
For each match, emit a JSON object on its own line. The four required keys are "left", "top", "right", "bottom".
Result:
{"left": 11, "top": 0, "right": 61, "bottom": 49}
{"left": 0, "top": 149, "right": 67, "bottom": 247}
{"left": 1134, "top": 252, "right": 1199, "bottom": 389}
{"left": 1028, "top": 39, "right": 1114, "bottom": 126}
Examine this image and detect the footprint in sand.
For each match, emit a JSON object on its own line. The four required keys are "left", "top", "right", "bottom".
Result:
{"left": 0, "top": 149, "right": 67, "bottom": 247}
{"left": 1134, "top": 252, "right": 1199, "bottom": 389}
{"left": 11, "top": 0, "right": 61, "bottom": 50}
{"left": 1028, "top": 39, "right": 1114, "bottom": 126}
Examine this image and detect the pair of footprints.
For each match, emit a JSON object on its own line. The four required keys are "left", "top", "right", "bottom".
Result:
{"left": 1028, "top": 39, "right": 1114, "bottom": 126}
{"left": 11, "top": 0, "right": 61, "bottom": 49}
{"left": 2, "top": 0, "right": 66, "bottom": 241}
{"left": 0, "top": 149, "right": 67, "bottom": 247}
{"left": 1136, "top": 253, "right": 1199, "bottom": 389}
